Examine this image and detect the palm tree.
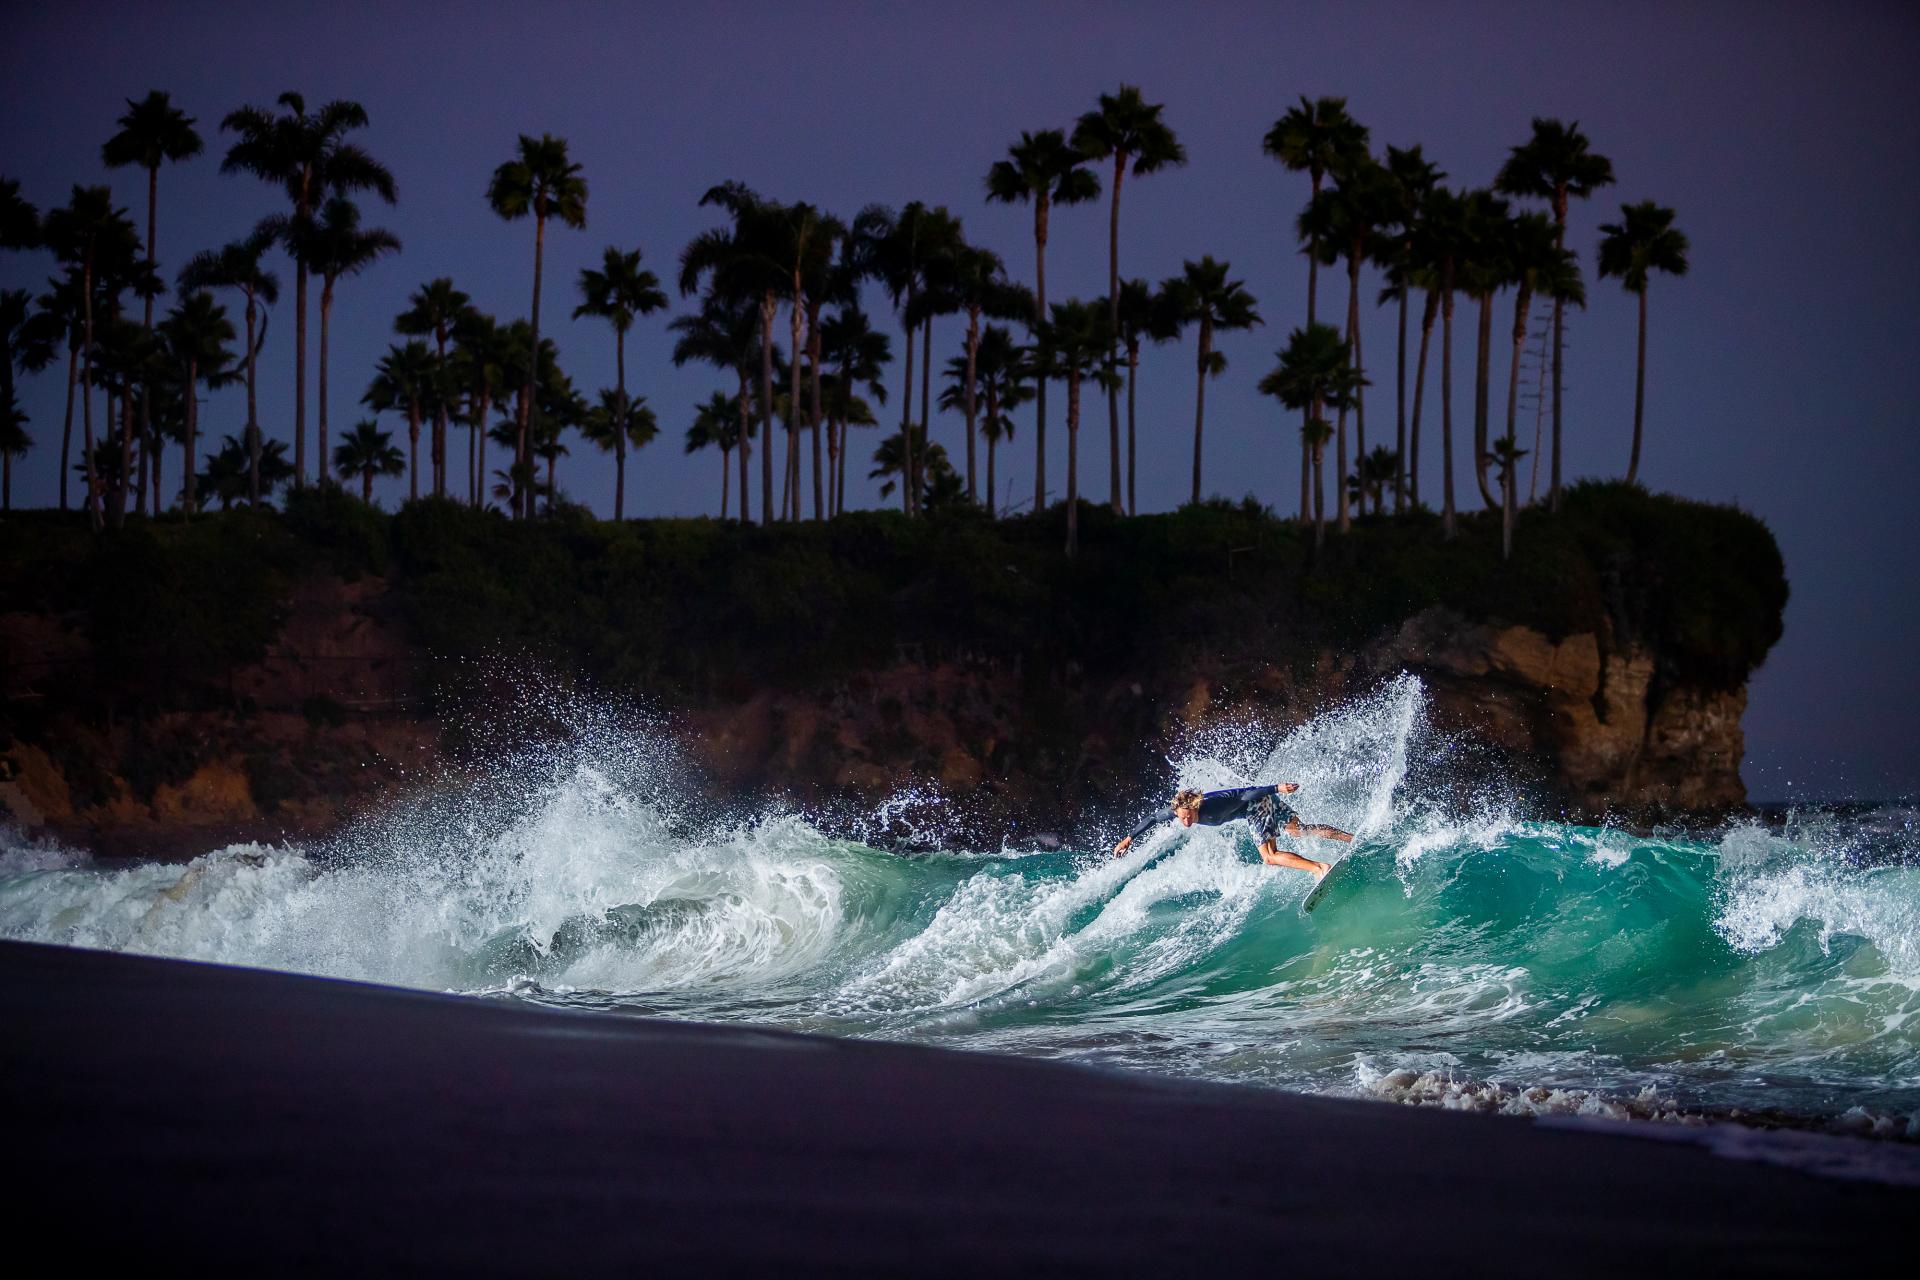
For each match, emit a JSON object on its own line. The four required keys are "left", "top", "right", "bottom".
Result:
{"left": 102, "top": 90, "right": 202, "bottom": 513}
{"left": 819, "top": 303, "right": 890, "bottom": 515}
{"left": 34, "top": 272, "right": 84, "bottom": 511}
{"left": 1263, "top": 96, "right": 1369, "bottom": 325}
{"left": 364, "top": 340, "right": 435, "bottom": 500}
{"left": 158, "top": 291, "right": 236, "bottom": 515}
{"left": 332, "top": 420, "right": 403, "bottom": 502}
{"left": 1490, "top": 438, "right": 1529, "bottom": 559}
{"left": 179, "top": 228, "right": 278, "bottom": 506}
{"left": 681, "top": 182, "right": 789, "bottom": 524}
{"left": 1113, "top": 278, "right": 1178, "bottom": 516}
{"left": 221, "top": 93, "right": 396, "bottom": 488}
{"left": 971, "top": 326, "right": 1031, "bottom": 517}
{"left": 572, "top": 247, "right": 665, "bottom": 519}
{"left": 684, "top": 390, "right": 741, "bottom": 518}
{"left": 1301, "top": 154, "right": 1394, "bottom": 533}
{"left": 1500, "top": 214, "right": 1575, "bottom": 536}
{"left": 1346, "top": 445, "right": 1399, "bottom": 517}
{"left": 275, "top": 197, "right": 399, "bottom": 489}
{"left": 397, "top": 277, "right": 475, "bottom": 501}
{"left": 583, "top": 387, "right": 658, "bottom": 513}
{"left": 1496, "top": 119, "right": 1615, "bottom": 511}
{"left": 487, "top": 133, "right": 587, "bottom": 518}
{"left": 1417, "top": 188, "right": 1471, "bottom": 538}
{"left": 854, "top": 201, "right": 960, "bottom": 516}
{"left": 869, "top": 427, "right": 960, "bottom": 511}
{"left": 1161, "top": 257, "right": 1262, "bottom": 505}
{"left": 774, "top": 204, "right": 845, "bottom": 522}
{"left": 0, "top": 178, "right": 39, "bottom": 250}
{"left": 198, "top": 433, "right": 291, "bottom": 509}
{"left": 1072, "top": 85, "right": 1186, "bottom": 513}
{"left": 530, "top": 375, "right": 587, "bottom": 515}
{"left": 929, "top": 241, "right": 1024, "bottom": 504}
{"left": 1456, "top": 189, "right": 1514, "bottom": 511}
{"left": 1260, "top": 323, "right": 1358, "bottom": 545}
{"left": 1038, "top": 300, "right": 1110, "bottom": 555}
{"left": 670, "top": 289, "right": 762, "bottom": 523}
{"left": 1379, "top": 145, "right": 1444, "bottom": 512}
{"left": 42, "top": 186, "right": 140, "bottom": 529}
{"left": 1598, "top": 201, "right": 1690, "bottom": 485}
{"left": 986, "top": 130, "right": 1100, "bottom": 518}
{"left": 450, "top": 311, "right": 506, "bottom": 507}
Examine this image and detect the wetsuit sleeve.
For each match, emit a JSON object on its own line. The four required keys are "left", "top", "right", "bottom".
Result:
{"left": 1126, "top": 808, "right": 1176, "bottom": 842}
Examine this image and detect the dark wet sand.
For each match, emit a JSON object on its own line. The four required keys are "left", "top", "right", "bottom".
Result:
{"left": 6, "top": 940, "right": 1912, "bottom": 1274}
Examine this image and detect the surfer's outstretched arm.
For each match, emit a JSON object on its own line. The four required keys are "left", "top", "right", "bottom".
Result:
{"left": 1112, "top": 806, "right": 1174, "bottom": 856}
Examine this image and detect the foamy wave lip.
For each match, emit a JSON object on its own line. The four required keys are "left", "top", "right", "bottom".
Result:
{"left": 0, "top": 825, "right": 87, "bottom": 875}
{"left": 1353, "top": 1061, "right": 1698, "bottom": 1123}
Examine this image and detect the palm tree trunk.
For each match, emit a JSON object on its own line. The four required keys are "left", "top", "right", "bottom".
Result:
{"left": 985, "top": 383, "right": 999, "bottom": 518}
{"left": 318, "top": 279, "right": 335, "bottom": 489}
{"left": 434, "top": 329, "right": 449, "bottom": 501}
{"left": 1312, "top": 445, "right": 1325, "bottom": 548}
{"left": 408, "top": 402, "right": 421, "bottom": 500}
{"left": 918, "top": 317, "right": 932, "bottom": 504}
{"left": 517, "top": 212, "right": 547, "bottom": 519}
{"left": 1348, "top": 248, "right": 1365, "bottom": 462}
{"left": 1505, "top": 287, "right": 1531, "bottom": 484}
{"left": 294, "top": 262, "right": 308, "bottom": 489}
{"left": 1107, "top": 153, "right": 1125, "bottom": 515}
{"left": 184, "top": 356, "right": 199, "bottom": 516}
{"left": 1125, "top": 345, "right": 1138, "bottom": 516}
{"left": 899, "top": 284, "right": 915, "bottom": 518}
{"left": 612, "top": 328, "right": 627, "bottom": 519}
{"left": 136, "top": 164, "right": 158, "bottom": 522}
{"left": 719, "top": 446, "right": 730, "bottom": 519}
{"left": 1065, "top": 371, "right": 1080, "bottom": 557}
{"left": 1550, "top": 293, "right": 1565, "bottom": 512}
{"left": 1307, "top": 171, "right": 1322, "bottom": 326}
{"left": 1627, "top": 287, "right": 1647, "bottom": 485}
{"left": 787, "top": 293, "right": 803, "bottom": 522}
{"left": 1299, "top": 403, "right": 1311, "bottom": 524}
{"left": 1190, "top": 323, "right": 1209, "bottom": 506}
{"left": 1473, "top": 293, "right": 1496, "bottom": 509}
{"left": 362, "top": 468, "right": 374, "bottom": 503}
{"left": 736, "top": 368, "right": 753, "bottom": 524}
{"left": 152, "top": 431, "right": 164, "bottom": 515}
{"left": 1411, "top": 291, "right": 1437, "bottom": 508}
{"left": 1441, "top": 284, "right": 1456, "bottom": 540}
{"left": 964, "top": 308, "right": 979, "bottom": 504}
{"left": 245, "top": 293, "right": 261, "bottom": 507}
{"left": 82, "top": 251, "right": 102, "bottom": 531}
{"left": 475, "top": 387, "right": 490, "bottom": 510}
{"left": 1033, "top": 197, "right": 1049, "bottom": 518}
{"left": 758, "top": 292, "right": 776, "bottom": 525}
{"left": 59, "top": 344, "right": 77, "bottom": 512}
{"left": 1395, "top": 284, "right": 1408, "bottom": 513}
{"left": 115, "top": 388, "right": 133, "bottom": 527}
{"left": 809, "top": 305, "right": 825, "bottom": 521}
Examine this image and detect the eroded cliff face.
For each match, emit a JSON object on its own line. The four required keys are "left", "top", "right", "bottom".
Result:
{"left": 2, "top": 584, "right": 1751, "bottom": 857}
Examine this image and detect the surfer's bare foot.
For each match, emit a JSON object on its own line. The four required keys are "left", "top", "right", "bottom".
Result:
{"left": 1311, "top": 861, "right": 1330, "bottom": 880}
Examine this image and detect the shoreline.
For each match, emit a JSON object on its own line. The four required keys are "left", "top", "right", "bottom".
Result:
{"left": 9, "top": 940, "right": 1914, "bottom": 1272}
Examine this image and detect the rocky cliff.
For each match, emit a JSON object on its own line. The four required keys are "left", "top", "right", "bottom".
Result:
{"left": 0, "top": 483, "right": 1785, "bottom": 855}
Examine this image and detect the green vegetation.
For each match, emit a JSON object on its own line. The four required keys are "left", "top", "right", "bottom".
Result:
{"left": 0, "top": 485, "right": 1785, "bottom": 733}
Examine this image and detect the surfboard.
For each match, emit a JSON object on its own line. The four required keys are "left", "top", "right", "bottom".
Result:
{"left": 1300, "top": 854, "right": 1359, "bottom": 915}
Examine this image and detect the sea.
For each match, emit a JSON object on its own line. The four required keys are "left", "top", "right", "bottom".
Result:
{"left": 4, "top": 675, "right": 1915, "bottom": 1138}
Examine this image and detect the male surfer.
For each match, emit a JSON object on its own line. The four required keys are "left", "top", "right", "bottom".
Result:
{"left": 1111, "top": 783, "right": 1352, "bottom": 878}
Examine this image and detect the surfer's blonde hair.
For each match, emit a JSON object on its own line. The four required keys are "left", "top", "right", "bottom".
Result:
{"left": 1172, "top": 789, "right": 1205, "bottom": 813}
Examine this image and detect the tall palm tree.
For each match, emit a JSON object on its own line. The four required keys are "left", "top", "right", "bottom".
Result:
{"left": 1301, "top": 153, "right": 1394, "bottom": 533}
{"left": 221, "top": 93, "right": 396, "bottom": 488}
{"left": 364, "top": 340, "right": 435, "bottom": 500}
{"left": 684, "top": 390, "right": 741, "bottom": 518}
{"left": 1456, "top": 189, "right": 1514, "bottom": 511}
{"left": 681, "top": 182, "right": 786, "bottom": 524}
{"left": 180, "top": 228, "right": 278, "bottom": 506}
{"left": 819, "top": 303, "right": 890, "bottom": 516}
{"left": 1260, "top": 322, "right": 1358, "bottom": 546}
{"left": 1072, "top": 85, "right": 1186, "bottom": 513}
{"left": 34, "top": 272, "right": 84, "bottom": 511}
{"left": 777, "top": 205, "right": 845, "bottom": 522}
{"left": 42, "top": 186, "right": 140, "bottom": 528}
{"left": 275, "top": 197, "right": 398, "bottom": 489}
{"left": 854, "top": 201, "right": 960, "bottom": 516}
{"left": 451, "top": 311, "right": 506, "bottom": 507}
{"left": 1499, "top": 213, "right": 1574, "bottom": 536}
{"left": 986, "top": 130, "right": 1100, "bottom": 517}
{"left": 670, "top": 289, "right": 763, "bottom": 523}
{"left": 583, "top": 387, "right": 658, "bottom": 513}
{"left": 1496, "top": 118, "right": 1615, "bottom": 511}
{"left": 1379, "top": 145, "right": 1444, "bottom": 512}
{"left": 1037, "top": 300, "right": 1109, "bottom": 556}
{"left": 530, "top": 374, "right": 587, "bottom": 515}
{"left": 397, "top": 277, "right": 475, "bottom": 501}
{"left": 1421, "top": 188, "right": 1471, "bottom": 538}
{"left": 158, "top": 291, "right": 236, "bottom": 515}
{"left": 332, "top": 419, "right": 403, "bottom": 502}
{"left": 102, "top": 90, "right": 202, "bottom": 515}
{"left": 1263, "top": 96, "right": 1369, "bottom": 326}
{"left": 971, "top": 325, "right": 1031, "bottom": 516}
{"left": 1161, "top": 256, "right": 1262, "bottom": 505}
{"left": 487, "top": 133, "right": 587, "bottom": 518}
{"left": 930, "top": 241, "right": 1024, "bottom": 504}
{"left": 1598, "top": 201, "right": 1690, "bottom": 485}
{"left": 1114, "top": 278, "right": 1179, "bottom": 516}
{"left": 572, "top": 247, "right": 665, "bottom": 519}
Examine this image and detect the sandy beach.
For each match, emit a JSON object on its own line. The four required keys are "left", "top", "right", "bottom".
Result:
{"left": 6, "top": 938, "right": 1913, "bottom": 1274}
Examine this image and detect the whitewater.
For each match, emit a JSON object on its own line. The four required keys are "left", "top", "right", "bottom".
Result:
{"left": 4, "top": 675, "right": 1916, "bottom": 1136}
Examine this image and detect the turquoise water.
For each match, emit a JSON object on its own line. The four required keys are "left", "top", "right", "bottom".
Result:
{"left": 4, "top": 677, "right": 1915, "bottom": 1133}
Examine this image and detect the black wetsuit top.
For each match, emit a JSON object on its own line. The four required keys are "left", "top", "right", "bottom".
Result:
{"left": 1126, "top": 785, "right": 1295, "bottom": 843}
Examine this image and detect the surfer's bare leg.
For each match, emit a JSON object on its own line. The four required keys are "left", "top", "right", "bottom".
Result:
{"left": 1259, "top": 839, "right": 1328, "bottom": 878}
{"left": 1284, "top": 818, "right": 1353, "bottom": 844}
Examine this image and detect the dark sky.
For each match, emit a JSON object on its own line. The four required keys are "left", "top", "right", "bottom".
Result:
{"left": 5, "top": 1, "right": 1917, "bottom": 799}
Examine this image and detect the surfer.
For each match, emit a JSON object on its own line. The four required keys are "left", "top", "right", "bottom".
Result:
{"left": 1111, "top": 784, "right": 1352, "bottom": 878}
